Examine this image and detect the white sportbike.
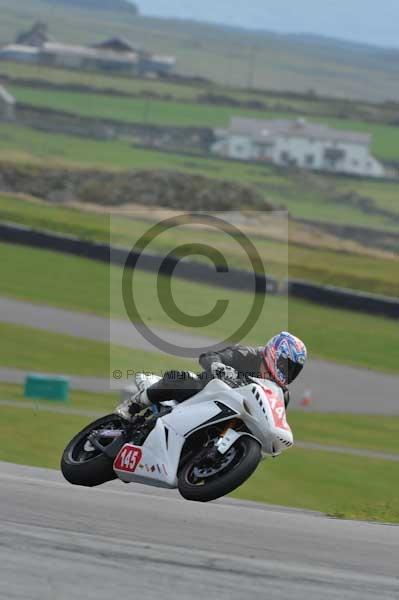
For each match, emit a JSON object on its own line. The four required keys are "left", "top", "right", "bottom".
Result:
{"left": 61, "top": 375, "right": 293, "bottom": 502}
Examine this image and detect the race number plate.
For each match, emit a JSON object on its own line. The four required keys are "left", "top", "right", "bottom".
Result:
{"left": 263, "top": 387, "right": 291, "bottom": 432}
{"left": 114, "top": 444, "right": 142, "bottom": 473}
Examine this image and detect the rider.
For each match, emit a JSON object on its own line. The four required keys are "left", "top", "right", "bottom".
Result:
{"left": 127, "top": 332, "right": 307, "bottom": 416}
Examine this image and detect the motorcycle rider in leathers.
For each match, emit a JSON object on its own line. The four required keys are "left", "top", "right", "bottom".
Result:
{"left": 126, "top": 332, "right": 307, "bottom": 417}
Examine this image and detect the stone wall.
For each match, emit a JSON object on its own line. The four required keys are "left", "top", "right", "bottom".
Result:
{"left": 0, "top": 100, "right": 15, "bottom": 121}
{"left": 16, "top": 104, "right": 214, "bottom": 152}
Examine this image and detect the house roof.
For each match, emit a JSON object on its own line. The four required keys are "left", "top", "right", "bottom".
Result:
{"left": 228, "top": 117, "right": 371, "bottom": 146}
{"left": 92, "top": 37, "right": 140, "bottom": 53}
{"left": 0, "top": 44, "right": 40, "bottom": 55}
{"left": 0, "top": 84, "right": 16, "bottom": 105}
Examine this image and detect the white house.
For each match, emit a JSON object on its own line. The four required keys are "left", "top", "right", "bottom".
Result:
{"left": 212, "top": 117, "right": 385, "bottom": 178}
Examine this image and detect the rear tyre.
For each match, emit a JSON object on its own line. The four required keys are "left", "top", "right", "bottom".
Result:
{"left": 178, "top": 436, "right": 261, "bottom": 502}
{"left": 61, "top": 414, "right": 123, "bottom": 487}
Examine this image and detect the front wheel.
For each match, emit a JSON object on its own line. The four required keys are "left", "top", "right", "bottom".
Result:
{"left": 178, "top": 436, "right": 261, "bottom": 502}
{"left": 61, "top": 414, "right": 125, "bottom": 487}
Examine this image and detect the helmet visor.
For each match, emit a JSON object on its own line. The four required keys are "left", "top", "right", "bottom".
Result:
{"left": 277, "top": 356, "right": 304, "bottom": 384}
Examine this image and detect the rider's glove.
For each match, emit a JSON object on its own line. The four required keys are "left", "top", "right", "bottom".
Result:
{"left": 211, "top": 362, "right": 238, "bottom": 382}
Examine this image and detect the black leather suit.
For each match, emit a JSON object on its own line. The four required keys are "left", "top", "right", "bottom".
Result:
{"left": 146, "top": 345, "right": 290, "bottom": 408}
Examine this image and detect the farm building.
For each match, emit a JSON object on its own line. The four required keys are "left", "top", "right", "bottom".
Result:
{"left": 212, "top": 117, "right": 385, "bottom": 178}
{"left": 0, "top": 44, "right": 39, "bottom": 63}
{"left": 0, "top": 27, "right": 176, "bottom": 76}
{"left": 138, "top": 53, "right": 176, "bottom": 76}
{"left": 0, "top": 85, "right": 16, "bottom": 121}
{"left": 38, "top": 42, "right": 139, "bottom": 73}
{"left": 92, "top": 37, "right": 176, "bottom": 75}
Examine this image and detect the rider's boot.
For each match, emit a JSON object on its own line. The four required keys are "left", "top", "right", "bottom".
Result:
{"left": 128, "top": 378, "right": 151, "bottom": 416}
{"left": 116, "top": 374, "right": 159, "bottom": 422}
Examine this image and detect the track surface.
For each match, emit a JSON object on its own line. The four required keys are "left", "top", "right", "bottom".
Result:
{"left": 0, "top": 462, "right": 398, "bottom": 600}
{"left": 1, "top": 296, "right": 398, "bottom": 414}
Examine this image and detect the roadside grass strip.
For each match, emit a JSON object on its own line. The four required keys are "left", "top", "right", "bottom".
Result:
{"left": 288, "top": 411, "right": 399, "bottom": 455}
{"left": 0, "top": 321, "right": 196, "bottom": 378}
{"left": 233, "top": 448, "right": 399, "bottom": 524}
{"left": 0, "top": 382, "right": 117, "bottom": 413}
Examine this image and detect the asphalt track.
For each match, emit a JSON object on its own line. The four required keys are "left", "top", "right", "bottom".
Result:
{"left": 1, "top": 296, "right": 398, "bottom": 414}
{"left": 1, "top": 461, "right": 398, "bottom": 600}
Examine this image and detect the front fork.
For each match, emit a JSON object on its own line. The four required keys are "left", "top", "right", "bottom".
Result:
{"left": 216, "top": 420, "right": 262, "bottom": 456}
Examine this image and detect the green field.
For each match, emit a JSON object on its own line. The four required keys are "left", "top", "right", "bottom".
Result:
{"left": 0, "top": 321, "right": 196, "bottom": 378}
{"left": 0, "top": 61, "right": 202, "bottom": 101}
{"left": 0, "top": 405, "right": 96, "bottom": 468}
{"left": 288, "top": 411, "right": 399, "bottom": 455}
{"left": 1, "top": 123, "right": 399, "bottom": 236}
{"left": 233, "top": 448, "right": 399, "bottom": 523}
{"left": 0, "top": 401, "right": 397, "bottom": 523}
{"left": 9, "top": 84, "right": 399, "bottom": 161}
{"left": 1, "top": 242, "right": 399, "bottom": 373}
{"left": 1, "top": 194, "right": 398, "bottom": 296}
{"left": 0, "top": 382, "right": 118, "bottom": 412}
{"left": 1, "top": 60, "right": 397, "bottom": 126}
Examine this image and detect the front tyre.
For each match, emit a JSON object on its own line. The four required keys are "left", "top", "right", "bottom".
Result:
{"left": 61, "top": 414, "right": 124, "bottom": 487}
{"left": 178, "top": 436, "right": 261, "bottom": 502}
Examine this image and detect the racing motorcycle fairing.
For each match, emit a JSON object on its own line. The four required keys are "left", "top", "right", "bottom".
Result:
{"left": 113, "top": 377, "right": 293, "bottom": 488}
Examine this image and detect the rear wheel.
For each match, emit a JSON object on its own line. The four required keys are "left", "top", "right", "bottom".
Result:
{"left": 61, "top": 415, "right": 125, "bottom": 487}
{"left": 178, "top": 436, "right": 261, "bottom": 502}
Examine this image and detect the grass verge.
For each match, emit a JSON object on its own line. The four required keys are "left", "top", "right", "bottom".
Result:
{"left": 289, "top": 411, "right": 399, "bottom": 455}
{"left": 232, "top": 448, "right": 399, "bottom": 523}
{"left": 0, "top": 382, "right": 117, "bottom": 413}
{"left": 0, "top": 321, "right": 196, "bottom": 378}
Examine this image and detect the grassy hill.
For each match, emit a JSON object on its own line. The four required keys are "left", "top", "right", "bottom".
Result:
{"left": 43, "top": 0, "right": 138, "bottom": 13}
{"left": 2, "top": 59, "right": 398, "bottom": 127}
{"left": 1, "top": 0, "right": 399, "bottom": 101}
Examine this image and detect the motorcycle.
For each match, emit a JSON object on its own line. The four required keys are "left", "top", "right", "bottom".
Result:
{"left": 61, "top": 375, "right": 293, "bottom": 502}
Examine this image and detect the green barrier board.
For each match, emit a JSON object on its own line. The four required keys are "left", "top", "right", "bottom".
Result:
{"left": 24, "top": 374, "right": 69, "bottom": 402}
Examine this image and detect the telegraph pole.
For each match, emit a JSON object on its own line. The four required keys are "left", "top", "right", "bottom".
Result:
{"left": 247, "top": 43, "right": 258, "bottom": 90}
